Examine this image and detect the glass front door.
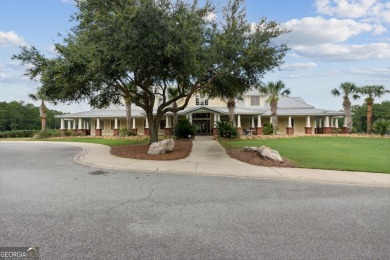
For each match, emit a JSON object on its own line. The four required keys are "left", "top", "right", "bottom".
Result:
{"left": 193, "top": 120, "right": 211, "bottom": 135}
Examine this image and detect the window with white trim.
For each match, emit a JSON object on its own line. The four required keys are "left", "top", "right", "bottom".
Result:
{"left": 250, "top": 96, "right": 260, "bottom": 106}
{"left": 195, "top": 95, "right": 209, "bottom": 106}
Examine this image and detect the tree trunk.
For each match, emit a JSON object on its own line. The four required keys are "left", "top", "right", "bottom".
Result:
{"left": 124, "top": 98, "right": 132, "bottom": 131}
{"left": 343, "top": 97, "right": 352, "bottom": 133}
{"left": 227, "top": 97, "right": 236, "bottom": 125}
{"left": 39, "top": 101, "right": 47, "bottom": 131}
{"left": 41, "top": 117, "right": 46, "bottom": 131}
{"left": 148, "top": 116, "right": 160, "bottom": 144}
{"left": 367, "top": 101, "right": 373, "bottom": 134}
{"left": 172, "top": 102, "right": 178, "bottom": 130}
{"left": 270, "top": 99, "right": 278, "bottom": 134}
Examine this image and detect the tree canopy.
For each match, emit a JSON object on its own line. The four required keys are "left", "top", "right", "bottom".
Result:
{"left": 13, "top": 0, "right": 290, "bottom": 143}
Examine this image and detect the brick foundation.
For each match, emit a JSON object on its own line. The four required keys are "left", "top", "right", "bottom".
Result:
{"left": 286, "top": 127, "right": 294, "bottom": 135}
{"left": 95, "top": 129, "right": 102, "bottom": 136}
{"left": 304, "top": 127, "right": 313, "bottom": 134}
{"left": 213, "top": 128, "right": 218, "bottom": 137}
{"left": 323, "top": 127, "right": 332, "bottom": 134}
{"left": 113, "top": 129, "right": 119, "bottom": 137}
{"left": 144, "top": 128, "right": 150, "bottom": 136}
{"left": 342, "top": 127, "right": 349, "bottom": 134}
{"left": 131, "top": 128, "right": 138, "bottom": 134}
{"left": 256, "top": 127, "right": 263, "bottom": 135}
{"left": 237, "top": 127, "right": 243, "bottom": 135}
{"left": 164, "top": 128, "right": 173, "bottom": 136}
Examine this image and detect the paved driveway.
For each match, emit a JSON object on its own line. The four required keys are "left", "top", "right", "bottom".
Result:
{"left": 1, "top": 142, "right": 389, "bottom": 259}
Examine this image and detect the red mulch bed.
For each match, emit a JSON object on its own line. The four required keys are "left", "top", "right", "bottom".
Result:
{"left": 110, "top": 140, "right": 193, "bottom": 160}
{"left": 111, "top": 140, "right": 296, "bottom": 167}
{"left": 226, "top": 148, "right": 296, "bottom": 168}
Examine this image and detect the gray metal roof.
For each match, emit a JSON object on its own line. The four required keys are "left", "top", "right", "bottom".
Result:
{"left": 55, "top": 94, "right": 343, "bottom": 119}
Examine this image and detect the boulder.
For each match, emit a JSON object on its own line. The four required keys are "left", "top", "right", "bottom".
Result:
{"left": 148, "top": 139, "right": 175, "bottom": 155}
{"left": 257, "top": 146, "right": 283, "bottom": 163}
{"left": 244, "top": 146, "right": 261, "bottom": 152}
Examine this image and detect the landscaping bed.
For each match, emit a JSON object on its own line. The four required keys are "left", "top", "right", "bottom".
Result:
{"left": 226, "top": 148, "right": 296, "bottom": 168}
{"left": 111, "top": 140, "right": 193, "bottom": 160}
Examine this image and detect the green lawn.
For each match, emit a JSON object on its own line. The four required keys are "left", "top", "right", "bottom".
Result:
{"left": 0, "top": 137, "right": 147, "bottom": 147}
{"left": 219, "top": 136, "right": 390, "bottom": 173}
{"left": 48, "top": 137, "right": 147, "bottom": 147}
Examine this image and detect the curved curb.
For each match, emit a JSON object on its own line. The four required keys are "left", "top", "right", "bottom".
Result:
{"left": 1, "top": 141, "right": 389, "bottom": 187}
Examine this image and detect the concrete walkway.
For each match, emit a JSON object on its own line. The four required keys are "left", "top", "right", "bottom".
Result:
{"left": 64, "top": 136, "right": 389, "bottom": 187}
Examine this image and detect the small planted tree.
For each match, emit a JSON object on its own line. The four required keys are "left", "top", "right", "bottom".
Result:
{"left": 331, "top": 82, "right": 360, "bottom": 134}
{"left": 259, "top": 81, "right": 290, "bottom": 134}
{"left": 357, "top": 85, "right": 389, "bottom": 134}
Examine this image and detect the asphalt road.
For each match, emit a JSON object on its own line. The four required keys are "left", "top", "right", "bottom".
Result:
{"left": 0, "top": 142, "right": 389, "bottom": 259}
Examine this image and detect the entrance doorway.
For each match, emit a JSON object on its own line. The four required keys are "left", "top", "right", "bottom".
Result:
{"left": 192, "top": 113, "right": 211, "bottom": 135}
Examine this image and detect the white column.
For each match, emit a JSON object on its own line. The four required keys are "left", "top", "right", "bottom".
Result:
{"left": 78, "top": 118, "right": 82, "bottom": 129}
{"left": 288, "top": 116, "right": 292, "bottom": 128}
{"left": 86, "top": 122, "right": 89, "bottom": 130}
{"left": 132, "top": 118, "right": 136, "bottom": 129}
{"left": 335, "top": 118, "right": 339, "bottom": 128}
{"left": 319, "top": 119, "right": 322, "bottom": 128}
{"left": 114, "top": 118, "right": 118, "bottom": 129}
{"left": 257, "top": 115, "right": 262, "bottom": 127}
{"left": 214, "top": 114, "right": 218, "bottom": 123}
{"left": 67, "top": 120, "right": 71, "bottom": 130}
{"left": 96, "top": 118, "right": 100, "bottom": 129}
{"left": 60, "top": 118, "right": 65, "bottom": 130}
{"left": 145, "top": 118, "right": 149, "bottom": 128}
{"left": 251, "top": 116, "right": 255, "bottom": 128}
{"left": 306, "top": 116, "right": 311, "bottom": 127}
{"left": 270, "top": 117, "right": 272, "bottom": 123}
{"left": 72, "top": 120, "right": 76, "bottom": 130}
{"left": 324, "top": 116, "right": 330, "bottom": 127}
{"left": 314, "top": 120, "right": 317, "bottom": 129}
{"left": 330, "top": 117, "right": 334, "bottom": 128}
{"left": 166, "top": 115, "right": 170, "bottom": 128}
{"left": 217, "top": 115, "right": 220, "bottom": 122}
{"left": 189, "top": 114, "right": 193, "bottom": 123}
{"left": 237, "top": 115, "right": 241, "bottom": 128}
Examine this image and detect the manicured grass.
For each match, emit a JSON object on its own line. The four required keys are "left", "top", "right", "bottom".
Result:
{"left": 48, "top": 137, "right": 147, "bottom": 147}
{"left": 219, "top": 136, "right": 390, "bottom": 173}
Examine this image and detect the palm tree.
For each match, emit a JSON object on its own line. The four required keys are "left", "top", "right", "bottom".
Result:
{"left": 29, "top": 88, "right": 55, "bottom": 131}
{"left": 331, "top": 82, "right": 360, "bottom": 133}
{"left": 358, "top": 85, "right": 389, "bottom": 134}
{"left": 168, "top": 87, "right": 180, "bottom": 128}
{"left": 226, "top": 97, "right": 236, "bottom": 124}
{"left": 259, "top": 80, "right": 290, "bottom": 134}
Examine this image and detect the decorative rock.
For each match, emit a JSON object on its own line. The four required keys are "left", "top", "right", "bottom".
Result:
{"left": 244, "top": 146, "right": 261, "bottom": 152}
{"left": 148, "top": 139, "right": 175, "bottom": 155}
{"left": 257, "top": 146, "right": 283, "bottom": 163}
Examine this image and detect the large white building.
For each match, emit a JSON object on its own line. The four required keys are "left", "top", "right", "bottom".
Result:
{"left": 56, "top": 90, "right": 345, "bottom": 136}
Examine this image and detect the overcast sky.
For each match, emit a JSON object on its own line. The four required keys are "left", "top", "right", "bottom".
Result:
{"left": 1, "top": 0, "right": 389, "bottom": 112}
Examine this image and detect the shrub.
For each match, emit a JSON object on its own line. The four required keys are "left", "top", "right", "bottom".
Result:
{"left": 215, "top": 121, "right": 238, "bottom": 138}
{"left": 119, "top": 128, "right": 137, "bottom": 137}
{"left": 373, "top": 119, "right": 390, "bottom": 136}
{"left": 262, "top": 122, "right": 274, "bottom": 135}
{"left": 0, "top": 130, "right": 36, "bottom": 138}
{"left": 34, "top": 129, "right": 66, "bottom": 139}
{"left": 174, "top": 119, "right": 196, "bottom": 139}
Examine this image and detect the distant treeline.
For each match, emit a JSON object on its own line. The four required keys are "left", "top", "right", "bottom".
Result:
{"left": 352, "top": 101, "right": 390, "bottom": 133}
{"left": 0, "top": 101, "right": 63, "bottom": 131}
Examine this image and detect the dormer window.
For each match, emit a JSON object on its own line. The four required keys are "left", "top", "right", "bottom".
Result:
{"left": 196, "top": 95, "right": 209, "bottom": 106}
{"left": 250, "top": 96, "right": 260, "bottom": 106}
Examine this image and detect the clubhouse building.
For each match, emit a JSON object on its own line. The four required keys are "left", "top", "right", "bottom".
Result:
{"left": 56, "top": 90, "right": 345, "bottom": 136}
